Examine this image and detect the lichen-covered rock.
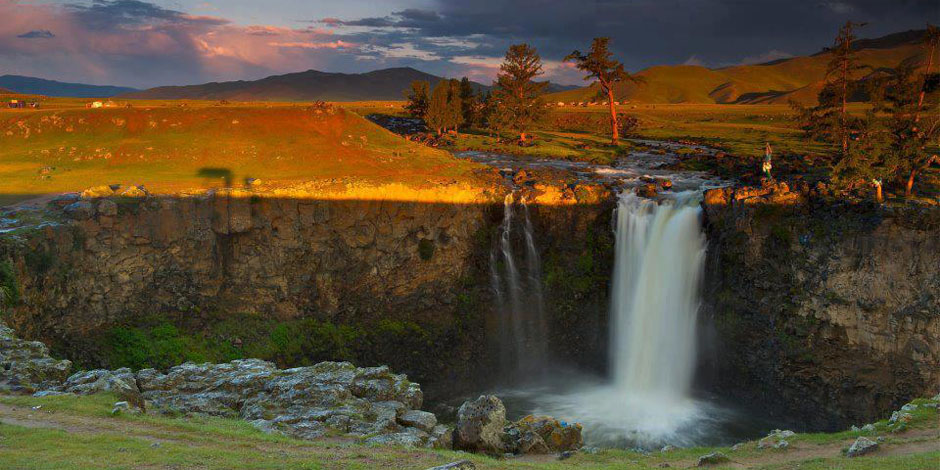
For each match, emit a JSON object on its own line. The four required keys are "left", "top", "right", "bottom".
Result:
{"left": 426, "top": 424, "right": 454, "bottom": 450}
{"left": 454, "top": 395, "right": 507, "bottom": 454}
{"left": 757, "top": 429, "right": 794, "bottom": 449}
{"left": 62, "top": 368, "right": 144, "bottom": 409}
{"left": 846, "top": 436, "right": 878, "bottom": 457}
{"left": 80, "top": 185, "right": 115, "bottom": 199}
{"left": 399, "top": 409, "right": 437, "bottom": 432}
{"left": 504, "top": 415, "right": 583, "bottom": 454}
{"left": 0, "top": 321, "right": 71, "bottom": 393}
{"left": 132, "top": 359, "right": 435, "bottom": 446}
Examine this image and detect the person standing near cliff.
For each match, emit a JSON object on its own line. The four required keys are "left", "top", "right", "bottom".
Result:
{"left": 762, "top": 142, "right": 773, "bottom": 180}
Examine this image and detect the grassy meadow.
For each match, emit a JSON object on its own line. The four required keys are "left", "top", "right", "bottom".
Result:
{"left": 0, "top": 98, "right": 487, "bottom": 206}
{"left": 0, "top": 393, "right": 937, "bottom": 470}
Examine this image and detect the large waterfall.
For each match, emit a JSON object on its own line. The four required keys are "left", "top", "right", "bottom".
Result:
{"left": 609, "top": 192, "right": 706, "bottom": 402}
{"left": 522, "top": 191, "right": 714, "bottom": 448}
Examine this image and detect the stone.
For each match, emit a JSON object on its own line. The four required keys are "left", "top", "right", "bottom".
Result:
{"left": 111, "top": 401, "right": 142, "bottom": 415}
{"left": 80, "top": 185, "right": 115, "bottom": 199}
{"left": 758, "top": 429, "right": 795, "bottom": 450}
{"left": 504, "top": 415, "right": 583, "bottom": 454}
{"left": 888, "top": 411, "right": 913, "bottom": 425}
{"left": 63, "top": 368, "right": 143, "bottom": 409}
{"left": 399, "top": 409, "right": 437, "bottom": 432}
{"left": 454, "top": 395, "right": 507, "bottom": 454}
{"left": 424, "top": 461, "right": 475, "bottom": 470}
{"left": 846, "top": 436, "right": 878, "bottom": 457}
{"left": 697, "top": 452, "right": 730, "bottom": 466}
{"left": 861, "top": 424, "right": 876, "bottom": 433}
{"left": 97, "top": 199, "right": 118, "bottom": 217}
{"left": 365, "top": 426, "right": 429, "bottom": 447}
{"left": 0, "top": 321, "right": 72, "bottom": 394}
{"left": 48, "top": 193, "right": 80, "bottom": 208}
{"left": 63, "top": 201, "right": 95, "bottom": 220}
{"left": 661, "top": 445, "right": 675, "bottom": 453}
{"left": 121, "top": 186, "right": 150, "bottom": 198}
{"left": 426, "top": 424, "right": 453, "bottom": 450}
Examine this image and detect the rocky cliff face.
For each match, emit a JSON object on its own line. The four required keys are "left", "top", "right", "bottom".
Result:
{"left": 700, "top": 185, "right": 940, "bottom": 430}
{"left": 0, "top": 185, "right": 615, "bottom": 401}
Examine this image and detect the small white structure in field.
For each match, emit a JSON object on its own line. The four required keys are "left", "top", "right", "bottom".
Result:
{"left": 89, "top": 101, "right": 103, "bottom": 108}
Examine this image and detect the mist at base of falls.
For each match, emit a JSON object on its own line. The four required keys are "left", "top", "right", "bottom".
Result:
{"left": 487, "top": 191, "right": 758, "bottom": 449}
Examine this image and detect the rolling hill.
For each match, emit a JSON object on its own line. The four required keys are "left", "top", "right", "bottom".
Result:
{"left": 0, "top": 75, "right": 138, "bottom": 98}
{"left": 121, "top": 67, "right": 482, "bottom": 102}
{"left": 122, "top": 67, "right": 577, "bottom": 102}
{"left": 549, "top": 29, "right": 932, "bottom": 105}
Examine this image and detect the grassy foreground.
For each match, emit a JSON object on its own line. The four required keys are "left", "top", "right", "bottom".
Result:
{"left": 0, "top": 393, "right": 936, "bottom": 470}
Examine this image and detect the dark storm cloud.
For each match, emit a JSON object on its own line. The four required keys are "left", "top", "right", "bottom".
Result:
{"left": 66, "top": 0, "right": 228, "bottom": 31}
{"left": 17, "top": 30, "right": 55, "bottom": 39}
{"left": 326, "top": 0, "right": 936, "bottom": 74}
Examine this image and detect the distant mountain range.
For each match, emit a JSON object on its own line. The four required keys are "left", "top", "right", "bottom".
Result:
{"left": 121, "top": 67, "right": 576, "bottom": 101}
{"left": 0, "top": 75, "right": 138, "bottom": 98}
{"left": 549, "top": 29, "right": 931, "bottom": 105}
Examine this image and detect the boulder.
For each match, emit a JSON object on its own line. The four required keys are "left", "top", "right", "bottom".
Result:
{"left": 0, "top": 321, "right": 72, "bottom": 393}
{"left": 454, "top": 395, "right": 507, "bottom": 454}
{"left": 80, "top": 185, "right": 115, "bottom": 199}
{"left": 696, "top": 452, "right": 730, "bottom": 466}
{"left": 636, "top": 183, "right": 658, "bottom": 198}
{"left": 399, "top": 409, "right": 437, "bottom": 432}
{"left": 121, "top": 186, "right": 150, "bottom": 198}
{"left": 96, "top": 199, "right": 118, "bottom": 217}
{"left": 846, "top": 436, "right": 878, "bottom": 457}
{"left": 757, "top": 429, "right": 794, "bottom": 449}
{"left": 505, "top": 415, "right": 583, "bottom": 453}
{"left": 426, "top": 425, "right": 454, "bottom": 450}
{"left": 62, "top": 368, "right": 144, "bottom": 409}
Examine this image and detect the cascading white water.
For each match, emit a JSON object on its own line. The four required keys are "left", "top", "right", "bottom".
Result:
{"left": 610, "top": 192, "right": 706, "bottom": 401}
{"left": 521, "top": 191, "right": 713, "bottom": 447}
{"left": 491, "top": 193, "right": 548, "bottom": 377}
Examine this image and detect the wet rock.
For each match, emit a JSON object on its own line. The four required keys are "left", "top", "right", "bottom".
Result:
{"left": 0, "top": 321, "right": 72, "bottom": 394}
{"left": 636, "top": 183, "right": 658, "bottom": 198}
{"left": 424, "top": 461, "right": 475, "bottom": 470}
{"left": 696, "top": 452, "right": 730, "bottom": 466}
{"left": 454, "top": 395, "right": 507, "bottom": 454}
{"left": 846, "top": 436, "right": 878, "bottom": 457}
{"left": 63, "top": 201, "right": 95, "bottom": 220}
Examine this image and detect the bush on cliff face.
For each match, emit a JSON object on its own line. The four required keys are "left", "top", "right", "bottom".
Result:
{"left": 0, "top": 260, "right": 19, "bottom": 310}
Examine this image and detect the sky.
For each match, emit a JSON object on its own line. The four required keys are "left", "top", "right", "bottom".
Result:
{"left": 1, "top": 0, "right": 936, "bottom": 89}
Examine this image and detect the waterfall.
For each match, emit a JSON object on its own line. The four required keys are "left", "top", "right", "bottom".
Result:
{"left": 491, "top": 193, "right": 548, "bottom": 377}
{"left": 610, "top": 191, "right": 706, "bottom": 402}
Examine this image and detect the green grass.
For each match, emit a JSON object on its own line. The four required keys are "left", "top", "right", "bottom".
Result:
{"left": 0, "top": 393, "right": 936, "bottom": 470}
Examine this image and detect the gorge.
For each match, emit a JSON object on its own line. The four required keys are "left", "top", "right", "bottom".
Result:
{"left": 0, "top": 143, "right": 937, "bottom": 453}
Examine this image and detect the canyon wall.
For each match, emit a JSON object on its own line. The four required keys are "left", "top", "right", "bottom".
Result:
{"left": 700, "top": 186, "right": 940, "bottom": 430}
{"left": 0, "top": 187, "right": 614, "bottom": 400}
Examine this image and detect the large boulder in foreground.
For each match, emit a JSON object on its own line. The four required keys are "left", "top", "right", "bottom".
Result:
{"left": 454, "top": 395, "right": 507, "bottom": 454}
{"left": 0, "top": 322, "right": 71, "bottom": 393}
{"left": 454, "top": 395, "right": 583, "bottom": 455}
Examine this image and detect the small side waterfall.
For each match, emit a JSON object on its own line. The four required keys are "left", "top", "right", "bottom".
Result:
{"left": 609, "top": 192, "right": 706, "bottom": 402}
{"left": 491, "top": 193, "right": 548, "bottom": 377}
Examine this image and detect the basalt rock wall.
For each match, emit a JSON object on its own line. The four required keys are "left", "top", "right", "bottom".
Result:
{"left": 0, "top": 187, "right": 615, "bottom": 400}
{"left": 700, "top": 186, "right": 940, "bottom": 430}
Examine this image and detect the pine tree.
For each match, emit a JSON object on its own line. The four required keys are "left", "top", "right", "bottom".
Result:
{"left": 403, "top": 80, "right": 430, "bottom": 120}
{"left": 491, "top": 44, "right": 548, "bottom": 142}
{"left": 565, "top": 37, "right": 643, "bottom": 145}
{"left": 794, "top": 22, "right": 873, "bottom": 191}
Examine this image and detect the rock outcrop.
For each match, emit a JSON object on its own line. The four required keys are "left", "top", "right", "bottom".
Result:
{"left": 702, "top": 185, "right": 940, "bottom": 429}
{"left": 0, "top": 321, "right": 71, "bottom": 393}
